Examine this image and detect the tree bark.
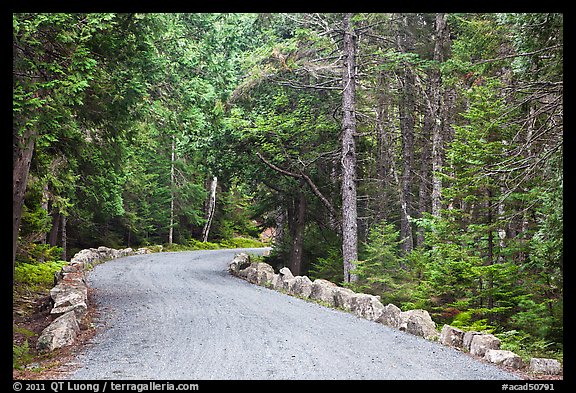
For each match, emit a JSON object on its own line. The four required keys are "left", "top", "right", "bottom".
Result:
{"left": 168, "top": 135, "right": 175, "bottom": 245}
{"left": 485, "top": 187, "right": 495, "bottom": 323}
{"left": 13, "top": 127, "right": 37, "bottom": 274}
{"left": 430, "top": 13, "right": 449, "bottom": 218}
{"left": 416, "top": 89, "right": 432, "bottom": 247}
{"left": 48, "top": 210, "right": 61, "bottom": 247}
{"left": 61, "top": 214, "right": 67, "bottom": 261}
{"left": 341, "top": 13, "right": 359, "bottom": 283}
{"left": 288, "top": 189, "right": 307, "bottom": 276}
{"left": 202, "top": 176, "right": 218, "bottom": 242}
{"left": 397, "top": 14, "right": 416, "bottom": 253}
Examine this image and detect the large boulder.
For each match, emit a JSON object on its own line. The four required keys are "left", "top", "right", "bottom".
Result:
{"left": 287, "top": 276, "right": 313, "bottom": 299}
{"left": 118, "top": 247, "right": 134, "bottom": 257}
{"left": 50, "top": 282, "right": 88, "bottom": 305}
{"left": 97, "top": 246, "right": 116, "bottom": 259}
{"left": 440, "top": 325, "right": 465, "bottom": 348}
{"left": 70, "top": 248, "right": 100, "bottom": 267}
{"left": 238, "top": 262, "right": 257, "bottom": 280}
{"left": 484, "top": 349, "right": 524, "bottom": 369}
{"left": 529, "top": 358, "right": 562, "bottom": 375}
{"left": 399, "top": 309, "right": 439, "bottom": 339}
{"left": 270, "top": 274, "right": 281, "bottom": 289}
{"left": 255, "top": 263, "right": 275, "bottom": 286}
{"left": 241, "top": 262, "right": 274, "bottom": 285}
{"left": 469, "top": 333, "right": 500, "bottom": 357}
{"left": 333, "top": 287, "right": 357, "bottom": 311}
{"left": 350, "top": 293, "right": 385, "bottom": 321}
{"left": 272, "top": 267, "right": 294, "bottom": 291}
{"left": 463, "top": 331, "right": 483, "bottom": 351}
{"left": 37, "top": 311, "right": 80, "bottom": 351}
{"left": 310, "top": 279, "right": 338, "bottom": 306}
{"left": 50, "top": 290, "right": 88, "bottom": 319}
{"left": 53, "top": 263, "right": 85, "bottom": 285}
{"left": 376, "top": 303, "right": 402, "bottom": 329}
{"left": 228, "top": 253, "right": 251, "bottom": 275}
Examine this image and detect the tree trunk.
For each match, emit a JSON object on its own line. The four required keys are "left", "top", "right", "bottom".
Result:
{"left": 374, "top": 72, "right": 388, "bottom": 223}
{"left": 13, "top": 127, "right": 37, "bottom": 274}
{"left": 485, "top": 187, "right": 495, "bottom": 323}
{"left": 288, "top": 189, "right": 306, "bottom": 276}
{"left": 48, "top": 210, "right": 61, "bottom": 246}
{"left": 202, "top": 176, "right": 218, "bottom": 242}
{"left": 397, "top": 15, "right": 416, "bottom": 253}
{"left": 417, "top": 82, "right": 433, "bottom": 247}
{"left": 341, "top": 13, "right": 359, "bottom": 283}
{"left": 168, "top": 135, "right": 175, "bottom": 245}
{"left": 61, "top": 214, "right": 67, "bottom": 261}
{"left": 430, "top": 13, "right": 449, "bottom": 217}
{"left": 374, "top": 70, "right": 397, "bottom": 225}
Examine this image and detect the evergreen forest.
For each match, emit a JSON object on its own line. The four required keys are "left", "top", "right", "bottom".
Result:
{"left": 13, "top": 13, "right": 562, "bottom": 363}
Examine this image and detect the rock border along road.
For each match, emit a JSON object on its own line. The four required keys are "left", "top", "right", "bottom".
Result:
{"left": 66, "top": 248, "right": 518, "bottom": 380}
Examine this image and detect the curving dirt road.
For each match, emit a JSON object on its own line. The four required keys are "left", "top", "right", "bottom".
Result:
{"left": 66, "top": 249, "right": 518, "bottom": 380}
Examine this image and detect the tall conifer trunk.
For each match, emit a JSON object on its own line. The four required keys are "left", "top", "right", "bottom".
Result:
{"left": 431, "top": 13, "right": 449, "bottom": 217}
{"left": 168, "top": 135, "right": 175, "bottom": 245}
{"left": 397, "top": 14, "right": 415, "bottom": 253}
{"left": 341, "top": 13, "right": 359, "bottom": 283}
{"left": 13, "top": 127, "right": 37, "bottom": 274}
{"left": 288, "top": 189, "right": 306, "bottom": 276}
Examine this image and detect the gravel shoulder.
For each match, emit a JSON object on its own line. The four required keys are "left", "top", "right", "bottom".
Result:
{"left": 65, "top": 249, "right": 519, "bottom": 380}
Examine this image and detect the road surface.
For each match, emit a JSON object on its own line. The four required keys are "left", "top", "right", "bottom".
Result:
{"left": 66, "top": 248, "right": 518, "bottom": 380}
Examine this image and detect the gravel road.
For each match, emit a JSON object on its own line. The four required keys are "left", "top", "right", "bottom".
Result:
{"left": 66, "top": 248, "right": 518, "bottom": 380}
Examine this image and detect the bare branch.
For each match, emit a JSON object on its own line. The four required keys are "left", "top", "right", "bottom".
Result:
{"left": 472, "top": 44, "right": 562, "bottom": 66}
{"left": 256, "top": 151, "right": 340, "bottom": 224}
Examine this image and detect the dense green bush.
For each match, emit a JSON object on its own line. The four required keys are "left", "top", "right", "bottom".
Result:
{"left": 219, "top": 236, "right": 265, "bottom": 249}
{"left": 14, "top": 260, "right": 67, "bottom": 290}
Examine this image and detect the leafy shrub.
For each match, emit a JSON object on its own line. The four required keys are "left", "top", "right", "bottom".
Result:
{"left": 145, "top": 245, "right": 164, "bottom": 253}
{"left": 449, "top": 310, "right": 495, "bottom": 333}
{"left": 161, "top": 237, "right": 264, "bottom": 253}
{"left": 219, "top": 236, "right": 265, "bottom": 249}
{"left": 13, "top": 341, "right": 33, "bottom": 369}
{"left": 497, "top": 330, "right": 563, "bottom": 362}
{"left": 350, "top": 222, "right": 404, "bottom": 294}
{"left": 308, "top": 248, "right": 343, "bottom": 284}
{"left": 187, "top": 239, "right": 221, "bottom": 250}
{"left": 14, "top": 260, "right": 67, "bottom": 290}
{"left": 13, "top": 326, "right": 35, "bottom": 369}
{"left": 17, "top": 243, "right": 63, "bottom": 265}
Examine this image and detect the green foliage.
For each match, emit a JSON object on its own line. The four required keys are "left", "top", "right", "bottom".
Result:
{"left": 219, "top": 237, "right": 266, "bottom": 249}
{"left": 13, "top": 326, "right": 35, "bottom": 369}
{"left": 497, "top": 13, "right": 563, "bottom": 81}
{"left": 186, "top": 239, "right": 222, "bottom": 250}
{"left": 496, "top": 330, "right": 562, "bottom": 362}
{"left": 349, "top": 222, "right": 404, "bottom": 294}
{"left": 13, "top": 340, "right": 33, "bottom": 370}
{"left": 17, "top": 244, "right": 63, "bottom": 266}
{"left": 449, "top": 310, "right": 495, "bottom": 333}
{"left": 20, "top": 204, "right": 51, "bottom": 239}
{"left": 162, "top": 236, "right": 264, "bottom": 253}
{"left": 14, "top": 260, "right": 67, "bottom": 290}
{"left": 210, "top": 183, "right": 261, "bottom": 241}
{"left": 308, "top": 251, "right": 343, "bottom": 285}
